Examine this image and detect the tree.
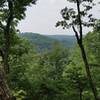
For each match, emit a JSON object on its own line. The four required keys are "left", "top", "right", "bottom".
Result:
{"left": 26, "top": 46, "right": 69, "bottom": 100}
{"left": 94, "top": 20, "right": 100, "bottom": 32}
{"left": 84, "top": 26, "right": 100, "bottom": 95}
{"left": 8, "top": 37, "right": 36, "bottom": 99}
{"left": 65, "top": 65, "right": 87, "bottom": 100}
{"left": 0, "top": 0, "right": 37, "bottom": 99}
{"left": 64, "top": 46, "right": 97, "bottom": 100}
{"left": 56, "top": 0, "right": 99, "bottom": 99}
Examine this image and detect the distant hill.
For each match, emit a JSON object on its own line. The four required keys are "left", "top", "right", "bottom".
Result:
{"left": 47, "top": 35, "right": 76, "bottom": 48}
{"left": 20, "top": 33, "right": 76, "bottom": 52}
{"left": 20, "top": 33, "right": 58, "bottom": 52}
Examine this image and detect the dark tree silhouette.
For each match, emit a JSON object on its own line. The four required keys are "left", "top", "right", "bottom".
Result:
{"left": 56, "top": 0, "right": 99, "bottom": 99}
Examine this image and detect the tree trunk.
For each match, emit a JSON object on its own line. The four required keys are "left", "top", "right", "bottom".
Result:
{"left": 0, "top": 1, "right": 14, "bottom": 100}
{"left": 74, "top": 0, "right": 99, "bottom": 99}
{"left": 0, "top": 68, "right": 11, "bottom": 100}
{"left": 79, "top": 43, "right": 99, "bottom": 100}
{"left": 3, "top": 0, "right": 13, "bottom": 73}
{"left": 79, "top": 90, "right": 82, "bottom": 100}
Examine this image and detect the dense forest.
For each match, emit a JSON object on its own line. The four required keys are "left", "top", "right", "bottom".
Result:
{"left": 0, "top": 0, "right": 100, "bottom": 100}
{"left": 20, "top": 33, "right": 76, "bottom": 51}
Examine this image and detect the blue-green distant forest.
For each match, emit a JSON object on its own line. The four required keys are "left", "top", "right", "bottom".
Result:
{"left": 0, "top": 0, "right": 100, "bottom": 100}
{"left": 20, "top": 33, "right": 76, "bottom": 52}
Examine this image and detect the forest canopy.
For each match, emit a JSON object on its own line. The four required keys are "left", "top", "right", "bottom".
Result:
{"left": 0, "top": 0, "right": 100, "bottom": 100}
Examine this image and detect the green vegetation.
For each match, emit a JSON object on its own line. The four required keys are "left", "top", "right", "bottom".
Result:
{"left": 47, "top": 35, "right": 76, "bottom": 48}
{"left": 7, "top": 28, "right": 100, "bottom": 100}
{"left": 0, "top": 0, "right": 100, "bottom": 100}
{"left": 20, "top": 33, "right": 76, "bottom": 52}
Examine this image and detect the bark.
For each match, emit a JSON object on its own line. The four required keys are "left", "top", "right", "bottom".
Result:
{"left": 3, "top": 0, "right": 13, "bottom": 73}
{"left": 79, "top": 89, "right": 82, "bottom": 100}
{"left": 0, "top": 0, "right": 14, "bottom": 100}
{"left": 0, "top": 68, "right": 11, "bottom": 100}
{"left": 77, "top": 78, "right": 83, "bottom": 100}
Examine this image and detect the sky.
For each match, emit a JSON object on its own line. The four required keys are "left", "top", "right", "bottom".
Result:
{"left": 18, "top": 0, "right": 100, "bottom": 35}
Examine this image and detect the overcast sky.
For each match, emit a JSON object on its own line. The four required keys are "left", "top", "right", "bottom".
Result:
{"left": 18, "top": 0, "right": 100, "bottom": 35}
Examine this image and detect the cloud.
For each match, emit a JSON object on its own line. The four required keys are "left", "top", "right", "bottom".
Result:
{"left": 18, "top": 0, "right": 100, "bottom": 35}
{"left": 50, "top": 0, "right": 57, "bottom": 4}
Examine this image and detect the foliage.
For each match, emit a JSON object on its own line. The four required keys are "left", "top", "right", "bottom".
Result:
{"left": 5, "top": 23, "right": 100, "bottom": 100}
{"left": 20, "top": 33, "right": 76, "bottom": 52}
{"left": 56, "top": 0, "right": 99, "bottom": 99}
{"left": 0, "top": 0, "right": 100, "bottom": 100}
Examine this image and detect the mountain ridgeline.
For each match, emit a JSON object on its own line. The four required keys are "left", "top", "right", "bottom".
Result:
{"left": 20, "top": 33, "right": 76, "bottom": 52}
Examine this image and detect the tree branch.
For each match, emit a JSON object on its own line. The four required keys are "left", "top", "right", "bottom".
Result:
{"left": 72, "top": 25, "right": 80, "bottom": 42}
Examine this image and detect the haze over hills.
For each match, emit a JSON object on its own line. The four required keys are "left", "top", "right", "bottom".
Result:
{"left": 20, "top": 32, "right": 76, "bottom": 51}
{"left": 47, "top": 35, "right": 76, "bottom": 47}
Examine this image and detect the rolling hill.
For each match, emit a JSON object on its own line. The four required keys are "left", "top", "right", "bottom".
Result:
{"left": 20, "top": 33, "right": 76, "bottom": 52}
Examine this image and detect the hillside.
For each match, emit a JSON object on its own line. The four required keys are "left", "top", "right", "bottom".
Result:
{"left": 20, "top": 33, "right": 76, "bottom": 51}
{"left": 47, "top": 35, "right": 76, "bottom": 48}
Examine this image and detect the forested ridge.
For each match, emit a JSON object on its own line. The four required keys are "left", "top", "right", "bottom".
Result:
{"left": 0, "top": 0, "right": 100, "bottom": 100}
{"left": 20, "top": 33, "right": 76, "bottom": 52}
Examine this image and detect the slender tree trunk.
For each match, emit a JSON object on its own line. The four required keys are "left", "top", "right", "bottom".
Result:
{"left": 73, "top": 25, "right": 99, "bottom": 100}
{"left": 78, "top": 43, "right": 99, "bottom": 100}
{"left": 79, "top": 89, "right": 82, "bottom": 100}
{"left": 73, "top": 0, "right": 99, "bottom": 99}
{"left": 80, "top": 93, "right": 82, "bottom": 100}
{"left": 77, "top": 80, "right": 83, "bottom": 100}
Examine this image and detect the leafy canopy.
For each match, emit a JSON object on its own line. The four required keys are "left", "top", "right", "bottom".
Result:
{"left": 56, "top": 0, "right": 96, "bottom": 29}
{"left": 0, "top": 0, "right": 37, "bottom": 27}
